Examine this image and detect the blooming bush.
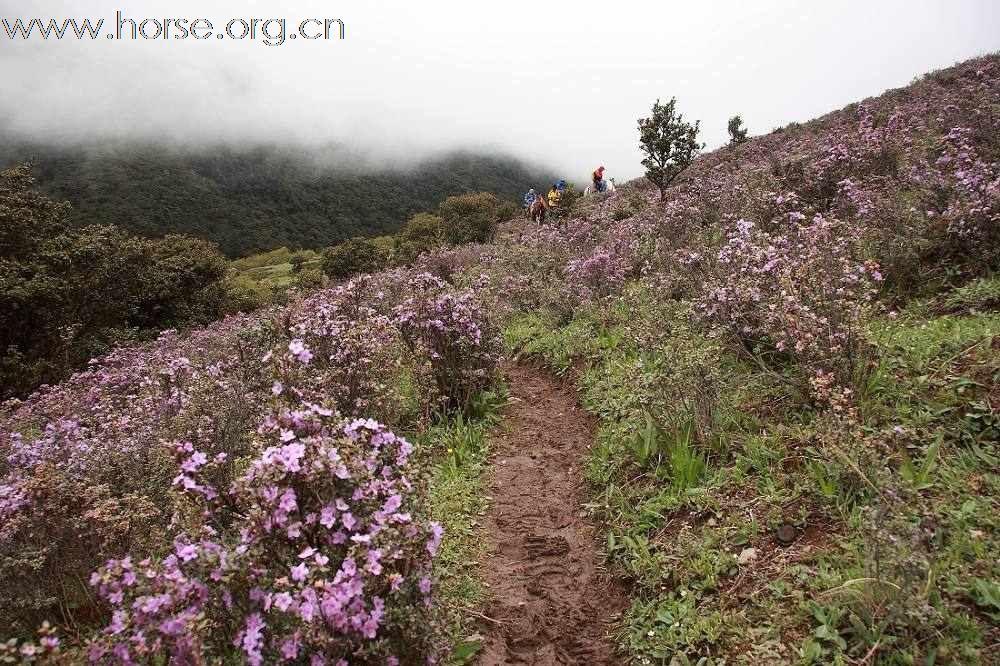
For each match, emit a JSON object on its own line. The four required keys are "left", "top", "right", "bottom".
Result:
{"left": 87, "top": 393, "right": 440, "bottom": 664}
{"left": 698, "top": 214, "right": 881, "bottom": 387}
{"left": 282, "top": 280, "right": 413, "bottom": 424}
{"left": 913, "top": 126, "right": 1000, "bottom": 264}
{"left": 1, "top": 267, "right": 502, "bottom": 655}
{"left": 394, "top": 274, "right": 501, "bottom": 411}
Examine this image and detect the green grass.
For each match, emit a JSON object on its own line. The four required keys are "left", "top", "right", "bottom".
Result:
{"left": 422, "top": 387, "right": 507, "bottom": 664}
{"left": 504, "top": 289, "right": 999, "bottom": 665}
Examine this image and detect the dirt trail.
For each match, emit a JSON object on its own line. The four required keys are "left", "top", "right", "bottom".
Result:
{"left": 478, "top": 365, "right": 624, "bottom": 665}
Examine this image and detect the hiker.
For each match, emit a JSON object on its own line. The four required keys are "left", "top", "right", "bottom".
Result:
{"left": 523, "top": 188, "right": 537, "bottom": 208}
{"left": 592, "top": 166, "right": 607, "bottom": 193}
{"left": 522, "top": 188, "right": 537, "bottom": 218}
{"left": 556, "top": 179, "right": 567, "bottom": 192}
{"left": 547, "top": 184, "right": 562, "bottom": 209}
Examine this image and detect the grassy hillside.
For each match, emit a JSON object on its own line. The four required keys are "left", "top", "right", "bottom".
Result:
{"left": 491, "top": 54, "right": 1000, "bottom": 664}
{"left": 1, "top": 54, "right": 997, "bottom": 664}
{"left": 0, "top": 142, "right": 554, "bottom": 256}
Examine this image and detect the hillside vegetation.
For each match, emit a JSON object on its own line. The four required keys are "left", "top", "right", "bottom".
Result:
{"left": 0, "top": 143, "right": 553, "bottom": 256}
{"left": 1, "top": 54, "right": 998, "bottom": 664}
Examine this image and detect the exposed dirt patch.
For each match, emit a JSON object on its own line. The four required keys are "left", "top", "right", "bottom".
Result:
{"left": 477, "top": 364, "right": 625, "bottom": 665}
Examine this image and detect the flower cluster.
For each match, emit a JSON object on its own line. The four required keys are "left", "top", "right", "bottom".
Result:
{"left": 87, "top": 387, "right": 440, "bottom": 664}
{"left": 1, "top": 264, "right": 500, "bottom": 655}
{"left": 698, "top": 214, "right": 881, "bottom": 385}
{"left": 394, "top": 273, "right": 501, "bottom": 410}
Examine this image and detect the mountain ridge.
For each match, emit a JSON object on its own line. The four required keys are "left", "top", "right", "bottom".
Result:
{"left": 0, "top": 141, "right": 555, "bottom": 256}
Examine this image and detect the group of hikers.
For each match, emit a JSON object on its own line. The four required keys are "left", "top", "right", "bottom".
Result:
{"left": 522, "top": 166, "right": 609, "bottom": 221}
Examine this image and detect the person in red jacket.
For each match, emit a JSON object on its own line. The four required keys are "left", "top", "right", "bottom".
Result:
{"left": 592, "top": 165, "right": 607, "bottom": 192}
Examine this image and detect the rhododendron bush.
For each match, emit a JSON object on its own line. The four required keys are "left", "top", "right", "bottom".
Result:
{"left": 88, "top": 405, "right": 439, "bottom": 664}
{"left": 1, "top": 269, "right": 500, "bottom": 660}
{"left": 394, "top": 273, "right": 501, "bottom": 410}
{"left": 697, "top": 213, "right": 881, "bottom": 387}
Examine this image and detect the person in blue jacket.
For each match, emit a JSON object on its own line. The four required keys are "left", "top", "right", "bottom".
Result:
{"left": 523, "top": 188, "right": 537, "bottom": 215}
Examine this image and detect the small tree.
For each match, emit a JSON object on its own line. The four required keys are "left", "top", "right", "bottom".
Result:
{"left": 637, "top": 97, "right": 703, "bottom": 200}
{"left": 321, "top": 237, "right": 390, "bottom": 280}
{"left": 437, "top": 192, "right": 500, "bottom": 245}
{"left": 397, "top": 212, "right": 446, "bottom": 263}
{"left": 728, "top": 115, "right": 749, "bottom": 147}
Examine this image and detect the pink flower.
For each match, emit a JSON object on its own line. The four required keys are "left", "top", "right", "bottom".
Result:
{"left": 426, "top": 522, "right": 444, "bottom": 556}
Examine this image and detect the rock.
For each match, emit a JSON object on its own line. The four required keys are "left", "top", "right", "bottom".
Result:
{"left": 775, "top": 523, "right": 797, "bottom": 546}
{"left": 738, "top": 547, "right": 758, "bottom": 564}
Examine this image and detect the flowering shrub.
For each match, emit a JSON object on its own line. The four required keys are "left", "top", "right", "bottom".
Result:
{"left": 564, "top": 249, "right": 627, "bottom": 302}
{"left": 698, "top": 213, "right": 881, "bottom": 387}
{"left": 1, "top": 267, "right": 501, "bottom": 654}
{"left": 912, "top": 126, "right": 1000, "bottom": 265}
{"left": 282, "top": 281, "right": 413, "bottom": 424}
{"left": 87, "top": 394, "right": 440, "bottom": 664}
{"left": 0, "top": 623, "right": 59, "bottom": 663}
{"left": 394, "top": 274, "right": 501, "bottom": 411}
{"left": 0, "top": 318, "right": 272, "bottom": 636}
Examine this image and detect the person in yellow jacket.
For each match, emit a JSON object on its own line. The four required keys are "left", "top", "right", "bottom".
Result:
{"left": 547, "top": 184, "right": 562, "bottom": 209}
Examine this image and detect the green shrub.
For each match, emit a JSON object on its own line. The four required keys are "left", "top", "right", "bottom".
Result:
{"left": 0, "top": 165, "right": 233, "bottom": 399}
{"left": 295, "top": 266, "right": 326, "bottom": 290}
{"left": 727, "top": 114, "right": 749, "bottom": 146}
{"left": 438, "top": 192, "right": 500, "bottom": 244}
{"left": 943, "top": 276, "right": 1000, "bottom": 313}
{"left": 321, "top": 236, "right": 391, "bottom": 279}
{"left": 397, "top": 212, "right": 446, "bottom": 263}
{"left": 612, "top": 204, "right": 632, "bottom": 221}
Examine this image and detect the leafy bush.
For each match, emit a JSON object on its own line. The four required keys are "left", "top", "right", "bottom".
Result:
{"left": 321, "top": 236, "right": 392, "bottom": 280}
{"left": 437, "top": 192, "right": 501, "bottom": 245}
{"left": 294, "top": 266, "right": 326, "bottom": 290}
{"left": 942, "top": 276, "right": 1000, "bottom": 313}
{"left": 397, "top": 212, "right": 446, "bottom": 263}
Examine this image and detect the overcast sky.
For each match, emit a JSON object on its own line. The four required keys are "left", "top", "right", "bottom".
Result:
{"left": 2, "top": 0, "right": 999, "bottom": 180}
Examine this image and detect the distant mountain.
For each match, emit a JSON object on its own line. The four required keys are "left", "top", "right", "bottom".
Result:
{"left": 0, "top": 142, "right": 555, "bottom": 256}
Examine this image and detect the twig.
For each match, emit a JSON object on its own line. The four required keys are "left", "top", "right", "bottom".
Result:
{"left": 459, "top": 606, "right": 507, "bottom": 626}
{"left": 856, "top": 640, "right": 881, "bottom": 665}
{"left": 817, "top": 577, "right": 901, "bottom": 598}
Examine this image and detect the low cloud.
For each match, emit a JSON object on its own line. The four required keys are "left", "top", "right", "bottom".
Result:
{"left": 2, "top": 0, "right": 998, "bottom": 180}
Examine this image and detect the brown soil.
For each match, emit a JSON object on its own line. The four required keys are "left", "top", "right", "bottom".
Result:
{"left": 477, "top": 364, "right": 625, "bottom": 666}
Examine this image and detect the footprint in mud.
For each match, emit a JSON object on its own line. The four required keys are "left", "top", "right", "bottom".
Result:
{"left": 477, "top": 364, "right": 624, "bottom": 666}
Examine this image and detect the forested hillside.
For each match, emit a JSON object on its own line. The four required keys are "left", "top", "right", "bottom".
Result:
{"left": 0, "top": 142, "right": 553, "bottom": 256}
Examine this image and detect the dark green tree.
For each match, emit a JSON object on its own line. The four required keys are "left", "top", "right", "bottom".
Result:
{"left": 637, "top": 98, "right": 703, "bottom": 200}
{"left": 396, "top": 212, "right": 445, "bottom": 263}
{"left": 728, "top": 115, "right": 749, "bottom": 147}
{"left": 321, "top": 237, "right": 391, "bottom": 280}
{"left": 0, "top": 165, "right": 232, "bottom": 399}
{"left": 437, "top": 192, "right": 501, "bottom": 245}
